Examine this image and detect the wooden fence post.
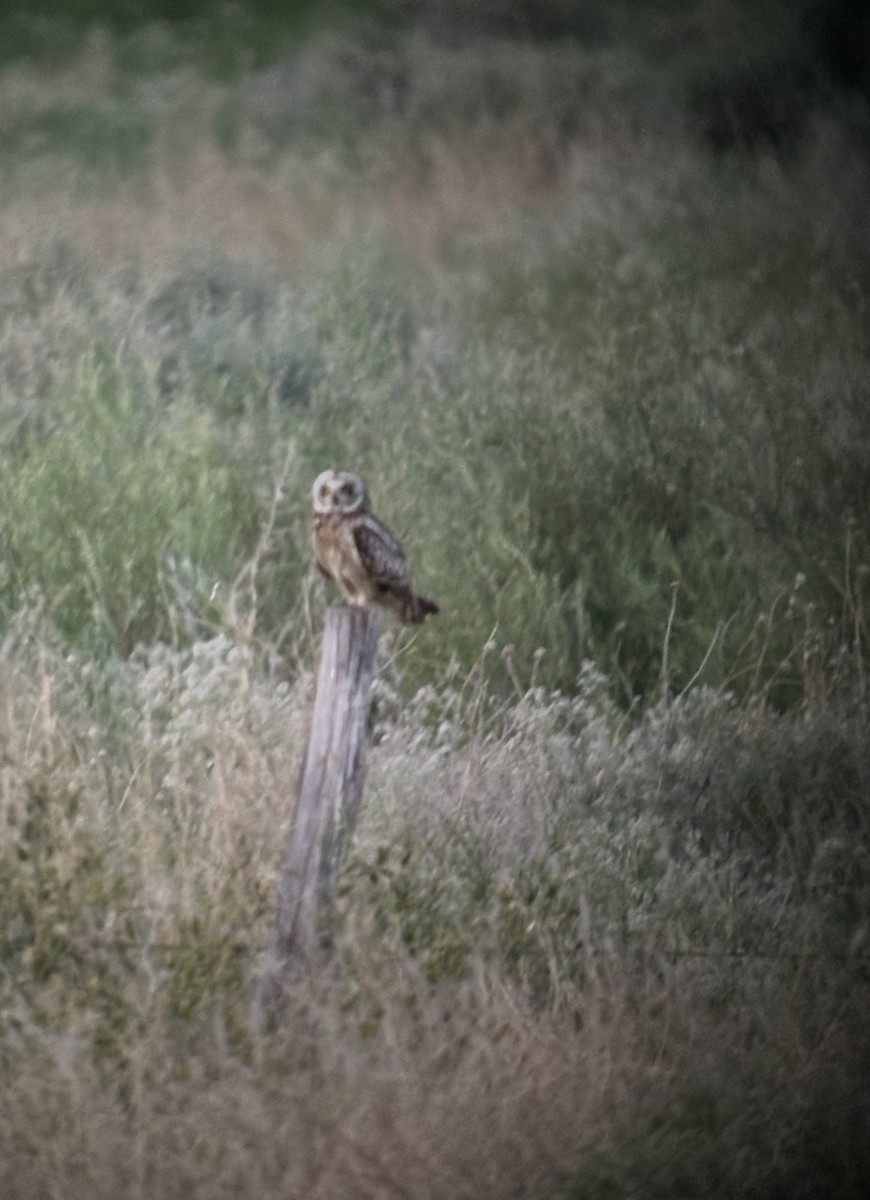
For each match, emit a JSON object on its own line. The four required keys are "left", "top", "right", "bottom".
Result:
{"left": 252, "top": 604, "right": 381, "bottom": 1024}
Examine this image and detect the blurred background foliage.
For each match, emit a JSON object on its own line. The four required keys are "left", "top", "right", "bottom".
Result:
{"left": 0, "top": 0, "right": 867, "bottom": 704}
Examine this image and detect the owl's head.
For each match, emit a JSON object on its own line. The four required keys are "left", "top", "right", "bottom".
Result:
{"left": 312, "top": 469, "right": 369, "bottom": 515}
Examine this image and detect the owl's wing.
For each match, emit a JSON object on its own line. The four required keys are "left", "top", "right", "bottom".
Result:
{"left": 352, "top": 515, "right": 411, "bottom": 596}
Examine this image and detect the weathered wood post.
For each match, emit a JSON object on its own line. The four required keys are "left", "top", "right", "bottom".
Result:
{"left": 252, "top": 605, "right": 381, "bottom": 1024}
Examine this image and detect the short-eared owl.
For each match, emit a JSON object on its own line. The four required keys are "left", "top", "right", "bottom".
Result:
{"left": 311, "top": 469, "right": 439, "bottom": 625}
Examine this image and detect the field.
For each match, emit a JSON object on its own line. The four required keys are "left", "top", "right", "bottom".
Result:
{"left": 1, "top": 3, "right": 869, "bottom": 1197}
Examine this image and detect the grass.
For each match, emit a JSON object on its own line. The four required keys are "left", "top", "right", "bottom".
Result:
{"left": 0, "top": 5, "right": 869, "bottom": 1197}
{"left": 1, "top": 631, "right": 868, "bottom": 1197}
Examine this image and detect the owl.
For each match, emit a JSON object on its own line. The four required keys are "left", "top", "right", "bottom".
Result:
{"left": 311, "top": 469, "right": 439, "bottom": 625}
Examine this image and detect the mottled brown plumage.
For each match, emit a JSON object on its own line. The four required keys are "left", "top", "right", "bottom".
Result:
{"left": 311, "top": 470, "right": 439, "bottom": 625}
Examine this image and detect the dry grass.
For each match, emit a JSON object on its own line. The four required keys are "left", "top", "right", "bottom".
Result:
{"left": 0, "top": 29, "right": 678, "bottom": 282}
{"left": 1, "top": 623, "right": 868, "bottom": 1198}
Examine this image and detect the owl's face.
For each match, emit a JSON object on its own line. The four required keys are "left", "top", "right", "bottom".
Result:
{"left": 312, "top": 469, "right": 369, "bottom": 516}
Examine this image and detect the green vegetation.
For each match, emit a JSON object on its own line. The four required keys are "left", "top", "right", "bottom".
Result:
{"left": 0, "top": 4, "right": 868, "bottom": 1197}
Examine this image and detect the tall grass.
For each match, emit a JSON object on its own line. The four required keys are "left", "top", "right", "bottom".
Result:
{"left": 0, "top": 229, "right": 865, "bottom": 696}
{"left": 0, "top": 15, "right": 867, "bottom": 696}
{"left": 0, "top": 9, "right": 869, "bottom": 1197}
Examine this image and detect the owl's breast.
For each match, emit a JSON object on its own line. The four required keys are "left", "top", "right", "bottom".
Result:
{"left": 313, "top": 513, "right": 357, "bottom": 578}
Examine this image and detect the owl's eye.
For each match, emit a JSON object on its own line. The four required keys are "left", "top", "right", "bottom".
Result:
{"left": 319, "top": 483, "right": 330, "bottom": 499}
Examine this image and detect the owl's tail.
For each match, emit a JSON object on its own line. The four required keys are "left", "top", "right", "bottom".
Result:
{"left": 406, "top": 594, "right": 440, "bottom": 625}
